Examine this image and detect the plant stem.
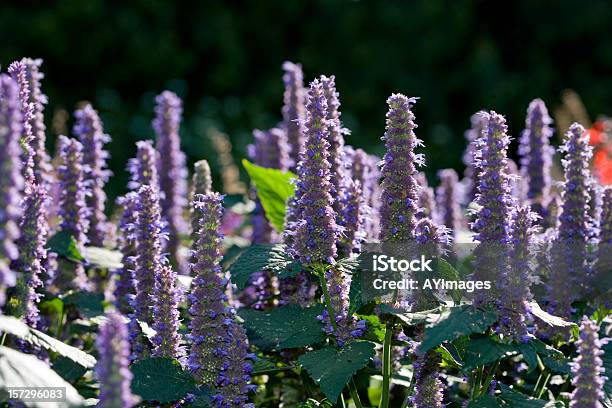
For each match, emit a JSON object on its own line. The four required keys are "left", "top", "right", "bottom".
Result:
{"left": 537, "top": 372, "right": 551, "bottom": 399}
{"left": 0, "top": 332, "right": 6, "bottom": 347}
{"left": 348, "top": 379, "right": 364, "bottom": 408}
{"left": 379, "top": 323, "right": 394, "bottom": 408}
{"left": 479, "top": 361, "right": 499, "bottom": 395}
{"left": 318, "top": 269, "right": 339, "bottom": 334}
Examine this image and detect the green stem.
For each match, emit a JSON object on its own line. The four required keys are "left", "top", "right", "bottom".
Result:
{"left": 471, "top": 365, "right": 484, "bottom": 399}
{"left": 479, "top": 361, "right": 499, "bottom": 395}
{"left": 318, "top": 270, "right": 339, "bottom": 334}
{"left": 537, "top": 372, "right": 551, "bottom": 399}
{"left": 0, "top": 332, "right": 6, "bottom": 347}
{"left": 348, "top": 379, "right": 364, "bottom": 408}
{"left": 379, "top": 323, "right": 394, "bottom": 408}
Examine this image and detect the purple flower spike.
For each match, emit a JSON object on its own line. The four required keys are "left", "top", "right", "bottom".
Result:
{"left": 281, "top": 61, "right": 306, "bottom": 170}
{"left": 569, "top": 317, "right": 606, "bottom": 408}
{"left": 470, "top": 111, "right": 514, "bottom": 306}
{"left": 128, "top": 140, "right": 159, "bottom": 191}
{"left": 192, "top": 159, "right": 212, "bottom": 197}
{"left": 189, "top": 193, "right": 254, "bottom": 406}
{"left": 518, "top": 99, "right": 554, "bottom": 221}
{"left": 351, "top": 148, "right": 381, "bottom": 240}
{"left": 498, "top": 206, "right": 538, "bottom": 343}
{"left": 0, "top": 74, "right": 23, "bottom": 305}
{"left": 412, "top": 351, "right": 444, "bottom": 408}
{"left": 151, "top": 264, "right": 184, "bottom": 359}
{"left": 547, "top": 123, "right": 593, "bottom": 319}
{"left": 339, "top": 178, "right": 366, "bottom": 256}
{"left": 153, "top": 90, "right": 188, "bottom": 272}
{"left": 462, "top": 113, "right": 486, "bottom": 204}
{"left": 416, "top": 173, "right": 435, "bottom": 220}
{"left": 16, "top": 184, "right": 48, "bottom": 327}
{"left": 74, "top": 104, "right": 112, "bottom": 247}
{"left": 55, "top": 136, "right": 90, "bottom": 291}
{"left": 320, "top": 75, "right": 347, "bottom": 219}
{"left": 379, "top": 94, "right": 423, "bottom": 243}
{"left": 291, "top": 78, "right": 339, "bottom": 265}
{"left": 113, "top": 193, "right": 138, "bottom": 315}
{"left": 596, "top": 186, "right": 612, "bottom": 280}
{"left": 96, "top": 312, "right": 137, "bottom": 408}
{"left": 436, "top": 169, "right": 462, "bottom": 236}
{"left": 130, "top": 185, "right": 166, "bottom": 359}
{"left": 8, "top": 58, "right": 50, "bottom": 187}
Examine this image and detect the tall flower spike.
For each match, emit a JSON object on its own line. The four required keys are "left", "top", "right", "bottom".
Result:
{"left": 128, "top": 140, "right": 158, "bottom": 191}
{"left": 153, "top": 90, "right": 188, "bottom": 272}
{"left": 320, "top": 75, "right": 347, "bottom": 220}
{"left": 498, "top": 206, "right": 538, "bottom": 343}
{"left": 130, "top": 185, "right": 166, "bottom": 359}
{"left": 379, "top": 94, "right": 423, "bottom": 243}
{"left": 569, "top": 317, "right": 607, "bottom": 408}
{"left": 351, "top": 148, "right": 381, "bottom": 240}
{"left": 436, "top": 169, "right": 462, "bottom": 236}
{"left": 548, "top": 123, "right": 593, "bottom": 318}
{"left": 188, "top": 193, "right": 255, "bottom": 406}
{"left": 412, "top": 351, "right": 444, "bottom": 408}
{"left": 192, "top": 159, "right": 212, "bottom": 197}
{"left": 151, "top": 264, "right": 184, "bottom": 359}
{"left": 74, "top": 104, "right": 112, "bottom": 247}
{"left": 518, "top": 99, "right": 554, "bottom": 221}
{"left": 416, "top": 172, "right": 435, "bottom": 220}
{"left": 338, "top": 178, "right": 366, "bottom": 256}
{"left": 414, "top": 218, "right": 451, "bottom": 310}
{"left": 15, "top": 184, "right": 47, "bottom": 327}
{"left": 113, "top": 193, "right": 138, "bottom": 315}
{"left": 8, "top": 58, "right": 50, "bottom": 187}
{"left": 292, "top": 78, "right": 338, "bottom": 265}
{"left": 55, "top": 136, "right": 90, "bottom": 291}
{"left": 462, "top": 113, "right": 486, "bottom": 204}
{"left": 596, "top": 186, "right": 612, "bottom": 288}
{"left": 0, "top": 74, "right": 23, "bottom": 305}
{"left": 471, "top": 111, "right": 514, "bottom": 306}
{"left": 281, "top": 61, "right": 306, "bottom": 170}
{"left": 96, "top": 312, "right": 137, "bottom": 408}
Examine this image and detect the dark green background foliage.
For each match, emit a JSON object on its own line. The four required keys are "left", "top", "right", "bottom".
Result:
{"left": 1, "top": 0, "right": 611, "bottom": 201}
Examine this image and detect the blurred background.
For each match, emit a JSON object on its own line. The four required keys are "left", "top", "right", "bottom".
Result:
{"left": 2, "top": 0, "right": 612, "bottom": 201}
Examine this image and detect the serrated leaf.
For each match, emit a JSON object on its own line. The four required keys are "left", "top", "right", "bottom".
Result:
{"left": 420, "top": 306, "right": 498, "bottom": 353}
{"left": 82, "top": 246, "right": 123, "bottom": 269}
{"left": 239, "top": 304, "right": 325, "bottom": 350}
{"left": 528, "top": 301, "right": 576, "bottom": 329}
{"left": 228, "top": 244, "right": 300, "bottom": 290}
{"left": 243, "top": 159, "right": 296, "bottom": 232}
{"left": 461, "top": 336, "right": 516, "bottom": 371}
{"left": 52, "top": 356, "right": 87, "bottom": 382}
{"left": 47, "top": 231, "right": 84, "bottom": 262}
{"left": 0, "top": 316, "right": 96, "bottom": 368}
{"left": 298, "top": 341, "right": 375, "bottom": 403}
{"left": 130, "top": 357, "right": 196, "bottom": 403}
{"left": 0, "top": 346, "right": 84, "bottom": 407}
{"left": 62, "top": 291, "right": 105, "bottom": 318}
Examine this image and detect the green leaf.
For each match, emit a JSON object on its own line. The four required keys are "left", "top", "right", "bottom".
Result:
{"left": 47, "top": 231, "right": 84, "bottom": 262}
{"left": 239, "top": 304, "right": 325, "bottom": 350}
{"left": 528, "top": 339, "right": 570, "bottom": 374}
{"left": 243, "top": 159, "right": 296, "bottom": 232}
{"left": 52, "top": 356, "right": 87, "bottom": 382}
{"left": 528, "top": 301, "right": 577, "bottom": 329}
{"left": 467, "top": 395, "right": 500, "bottom": 407}
{"left": 298, "top": 341, "right": 375, "bottom": 403}
{"left": 130, "top": 357, "right": 196, "bottom": 403}
{"left": 0, "top": 346, "right": 84, "bottom": 407}
{"left": 356, "top": 314, "right": 386, "bottom": 343}
{"left": 461, "top": 335, "right": 515, "bottom": 371}
{"left": 498, "top": 383, "right": 554, "bottom": 407}
{"left": 62, "top": 291, "right": 105, "bottom": 318}
{"left": 348, "top": 268, "right": 363, "bottom": 314}
{"left": 435, "top": 258, "right": 463, "bottom": 304}
{"left": 517, "top": 342, "right": 538, "bottom": 373}
{"left": 0, "top": 316, "right": 96, "bottom": 368}
{"left": 228, "top": 243, "right": 300, "bottom": 290}
{"left": 82, "top": 246, "right": 123, "bottom": 269}
{"left": 182, "top": 385, "right": 212, "bottom": 407}
{"left": 420, "top": 306, "right": 498, "bottom": 353}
